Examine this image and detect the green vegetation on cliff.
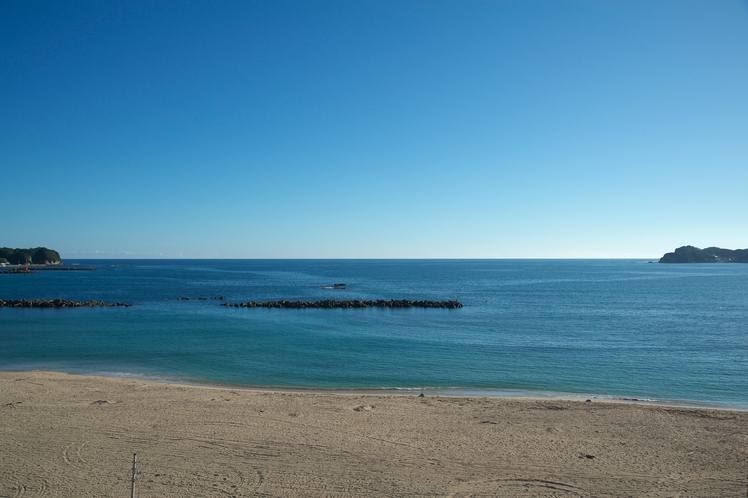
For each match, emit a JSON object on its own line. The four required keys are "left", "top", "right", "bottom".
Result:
{"left": 659, "top": 246, "right": 748, "bottom": 263}
{"left": 0, "top": 247, "right": 62, "bottom": 265}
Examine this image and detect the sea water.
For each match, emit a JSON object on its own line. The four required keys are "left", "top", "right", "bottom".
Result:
{"left": 1, "top": 259, "right": 746, "bottom": 408}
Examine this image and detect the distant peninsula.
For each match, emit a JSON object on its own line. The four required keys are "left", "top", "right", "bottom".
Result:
{"left": 659, "top": 246, "right": 748, "bottom": 263}
{"left": 0, "top": 247, "right": 61, "bottom": 265}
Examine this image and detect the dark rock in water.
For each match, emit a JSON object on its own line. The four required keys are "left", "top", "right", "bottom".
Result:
{"left": 659, "top": 246, "right": 748, "bottom": 263}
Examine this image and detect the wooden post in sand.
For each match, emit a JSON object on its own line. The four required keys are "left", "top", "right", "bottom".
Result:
{"left": 130, "top": 453, "right": 137, "bottom": 498}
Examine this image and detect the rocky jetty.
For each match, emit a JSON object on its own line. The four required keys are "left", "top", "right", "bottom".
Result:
{"left": 221, "top": 299, "right": 463, "bottom": 309}
{"left": 175, "top": 296, "right": 226, "bottom": 300}
{"left": 0, "top": 299, "right": 132, "bottom": 308}
{"left": 659, "top": 246, "right": 748, "bottom": 263}
{"left": 33, "top": 266, "right": 96, "bottom": 271}
{"left": 0, "top": 267, "right": 96, "bottom": 273}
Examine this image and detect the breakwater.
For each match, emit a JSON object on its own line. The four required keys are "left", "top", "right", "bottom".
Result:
{"left": 221, "top": 299, "right": 463, "bottom": 309}
{"left": 0, "top": 267, "right": 96, "bottom": 274}
{"left": 33, "top": 266, "right": 96, "bottom": 271}
{"left": 173, "top": 296, "right": 226, "bottom": 301}
{"left": 0, "top": 299, "right": 132, "bottom": 308}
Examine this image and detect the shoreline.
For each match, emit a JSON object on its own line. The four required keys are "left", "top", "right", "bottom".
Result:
{"left": 3, "top": 367, "right": 746, "bottom": 411}
{"left": 2, "top": 370, "right": 747, "bottom": 497}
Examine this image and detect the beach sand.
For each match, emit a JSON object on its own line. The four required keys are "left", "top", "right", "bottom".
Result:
{"left": 1, "top": 372, "right": 746, "bottom": 497}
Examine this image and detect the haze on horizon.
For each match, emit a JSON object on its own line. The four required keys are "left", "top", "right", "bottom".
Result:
{"left": 1, "top": 1, "right": 746, "bottom": 259}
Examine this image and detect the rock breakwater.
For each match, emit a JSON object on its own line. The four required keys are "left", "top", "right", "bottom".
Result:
{"left": 0, "top": 299, "right": 132, "bottom": 308}
{"left": 221, "top": 299, "right": 463, "bottom": 309}
{"left": 0, "top": 266, "right": 96, "bottom": 274}
{"left": 173, "top": 296, "right": 226, "bottom": 301}
{"left": 33, "top": 266, "right": 97, "bottom": 271}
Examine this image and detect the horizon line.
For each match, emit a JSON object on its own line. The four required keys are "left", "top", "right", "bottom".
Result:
{"left": 58, "top": 256, "right": 662, "bottom": 261}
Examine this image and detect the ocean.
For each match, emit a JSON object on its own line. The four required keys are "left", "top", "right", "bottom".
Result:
{"left": 1, "top": 259, "right": 746, "bottom": 408}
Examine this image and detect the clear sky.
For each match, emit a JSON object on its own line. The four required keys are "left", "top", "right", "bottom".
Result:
{"left": 2, "top": 1, "right": 747, "bottom": 258}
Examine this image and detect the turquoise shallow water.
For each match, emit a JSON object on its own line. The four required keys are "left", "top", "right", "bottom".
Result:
{"left": 1, "top": 259, "right": 747, "bottom": 408}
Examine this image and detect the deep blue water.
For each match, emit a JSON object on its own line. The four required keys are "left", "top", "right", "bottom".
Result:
{"left": 1, "top": 259, "right": 747, "bottom": 408}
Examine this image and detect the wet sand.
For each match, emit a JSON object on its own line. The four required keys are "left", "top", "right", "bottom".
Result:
{"left": 1, "top": 371, "right": 747, "bottom": 497}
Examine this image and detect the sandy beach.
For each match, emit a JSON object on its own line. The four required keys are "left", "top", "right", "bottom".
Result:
{"left": 1, "top": 372, "right": 746, "bottom": 497}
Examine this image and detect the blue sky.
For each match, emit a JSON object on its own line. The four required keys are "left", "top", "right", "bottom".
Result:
{"left": 2, "top": 1, "right": 747, "bottom": 258}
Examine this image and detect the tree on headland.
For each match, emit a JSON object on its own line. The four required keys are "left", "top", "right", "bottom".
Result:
{"left": 30, "top": 247, "right": 61, "bottom": 264}
{"left": 0, "top": 247, "right": 62, "bottom": 265}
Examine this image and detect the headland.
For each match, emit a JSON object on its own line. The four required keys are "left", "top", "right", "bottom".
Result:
{"left": 659, "top": 245, "right": 748, "bottom": 263}
{"left": 0, "top": 246, "right": 61, "bottom": 265}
